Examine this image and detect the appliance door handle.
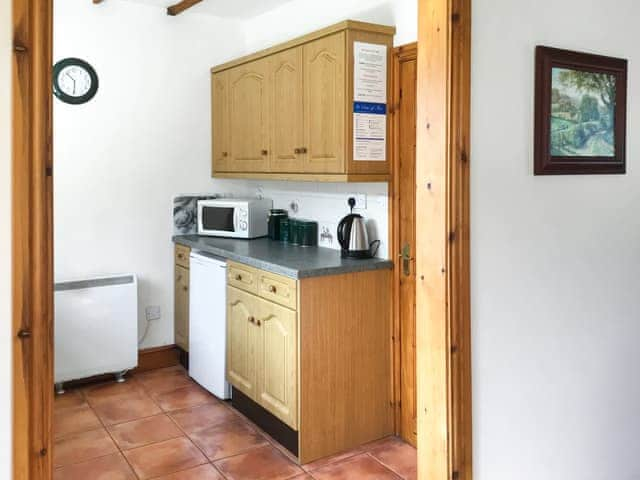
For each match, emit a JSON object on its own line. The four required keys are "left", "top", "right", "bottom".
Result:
{"left": 233, "top": 208, "right": 239, "bottom": 233}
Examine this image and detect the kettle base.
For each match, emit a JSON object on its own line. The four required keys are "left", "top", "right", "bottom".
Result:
{"left": 341, "top": 249, "right": 374, "bottom": 259}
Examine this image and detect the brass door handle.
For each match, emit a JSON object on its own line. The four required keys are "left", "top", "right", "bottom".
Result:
{"left": 235, "top": 274, "right": 242, "bottom": 281}
{"left": 300, "top": 147, "right": 307, "bottom": 154}
{"left": 222, "top": 151, "right": 228, "bottom": 157}
{"left": 261, "top": 149, "right": 268, "bottom": 156}
{"left": 399, "top": 243, "right": 413, "bottom": 277}
{"left": 248, "top": 316, "right": 255, "bottom": 324}
{"left": 268, "top": 285, "right": 277, "bottom": 293}
{"left": 256, "top": 319, "right": 262, "bottom": 327}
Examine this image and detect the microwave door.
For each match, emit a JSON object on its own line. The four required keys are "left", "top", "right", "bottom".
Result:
{"left": 202, "top": 206, "right": 235, "bottom": 233}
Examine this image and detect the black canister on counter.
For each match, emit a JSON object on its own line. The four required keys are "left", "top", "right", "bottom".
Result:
{"left": 268, "top": 209, "right": 288, "bottom": 240}
{"left": 279, "top": 217, "right": 290, "bottom": 242}
{"left": 298, "top": 219, "right": 318, "bottom": 247}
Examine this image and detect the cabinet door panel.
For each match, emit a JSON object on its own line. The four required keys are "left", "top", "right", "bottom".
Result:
{"left": 303, "top": 32, "right": 346, "bottom": 173}
{"left": 257, "top": 299, "right": 298, "bottom": 429}
{"left": 229, "top": 59, "right": 270, "bottom": 172}
{"left": 270, "top": 47, "right": 304, "bottom": 173}
{"left": 212, "top": 70, "right": 231, "bottom": 173}
{"left": 227, "top": 286, "right": 259, "bottom": 398}
{"left": 175, "top": 265, "right": 189, "bottom": 351}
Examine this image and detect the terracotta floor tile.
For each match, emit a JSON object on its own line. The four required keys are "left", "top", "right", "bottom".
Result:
{"left": 155, "top": 384, "right": 215, "bottom": 412}
{"left": 107, "top": 414, "right": 184, "bottom": 450}
{"left": 83, "top": 379, "right": 142, "bottom": 404}
{"left": 54, "top": 391, "right": 86, "bottom": 411}
{"left": 368, "top": 437, "right": 417, "bottom": 480}
{"left": 136, "top": 369, "right": 195, "bottom": 397}
{"left": 169, "top": 402, "right": 238, "bottom": 434}
{"left": 214, "top": 444, "right": 304, "bottom": 480}
{"left": 189, "top": 420, "right": 269, "bottom": 461}
{"left": 53, "top": 452, "right": 136, "bottom": 480}
{"left": 123, "top": 436, "right": 207, "bottom": 479}
{"left": 152, "top": 463, "right": 225, "bottom": 480}
{"left": 302, "top": 444, "right": 369, "bottom": 472}
{"left": 311, "top": 454, "right": 401, "bottom": 480}
{"left": 89, "top": 387, "right": 162, "bottom": 425}
{"left": 289, "top": 475, "right": 314, "bottom": 480}
{"left": 54, "top": 403, "right": 102, "bottom": 438}
{"left": 54, "top": 427, "right": 118, "bottom": 467}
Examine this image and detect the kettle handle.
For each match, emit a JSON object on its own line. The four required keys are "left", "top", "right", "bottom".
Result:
{"left": 369, "top": 239, "right": 381, "bottom": 257}
{"left": 337, "top": 214, "right": 355, "bottom": 250}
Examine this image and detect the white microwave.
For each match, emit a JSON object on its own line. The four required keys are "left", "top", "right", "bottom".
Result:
{"left": 197, "top": 198, "right": 272, "bottom": 239}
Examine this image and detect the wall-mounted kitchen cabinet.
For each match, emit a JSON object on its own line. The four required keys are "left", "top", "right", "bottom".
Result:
{"left": 211, "top": 21, "right": 395, "bottom": 182}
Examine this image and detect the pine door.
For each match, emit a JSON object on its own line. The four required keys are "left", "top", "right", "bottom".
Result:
{"left": 256, "top": 297, "right": 298, "bottom": 429}
{"left": 174, "top": 265, "right": 189, "bottom": 351}
{"left": 270, "top": 46, "right": 305, "bottom": 172}
{"left": 211, "top": 70, "right": 231, "bottom": 173}
{"left": 303, "top": 32, "right": 346, "bottom": 173}
{"left": 228, "top": 59, "right": 270, "bottom": 172}
{"left": 226, "top": 286, "right": 260, "bottom": 398}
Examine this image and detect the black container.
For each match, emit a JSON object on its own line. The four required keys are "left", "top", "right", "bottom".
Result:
{"left": 279, "top": 218, "right": 291, "bottom": 243}
{"left": 268, "top": 209, "right": 288, "bottom": 240}
{"left": 297, "top": 219, "right": 318, "bottom": 247}
{"left": 288, "top": 218, "right": 301, "bottom": 245}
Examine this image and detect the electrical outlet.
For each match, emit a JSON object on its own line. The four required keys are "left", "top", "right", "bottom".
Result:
{"left": 145, "top": 305, "right": 161, "bottom": 321}
{"left": 348, "top": 193, "right": 367, "bottom": 210}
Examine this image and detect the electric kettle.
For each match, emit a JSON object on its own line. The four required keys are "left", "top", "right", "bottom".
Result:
{"left": 337, "top": 200, "right": 380, "bottom": 259}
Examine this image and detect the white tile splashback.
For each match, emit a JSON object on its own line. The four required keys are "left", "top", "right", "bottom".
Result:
{"left": 209, "top": 181, "right": 389, "bottom": 258}
{"left": 260, "top": 182, "right": 389, "bottom": 259}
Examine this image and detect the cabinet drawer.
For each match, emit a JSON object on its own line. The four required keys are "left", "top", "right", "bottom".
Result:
{"left": 175, "top": 244, "right": 190, "bottom": 269}
{"left": 257, "top": 270, "right": 297, "bottom": 310}
{"left": 227, "top": 261, "right": 259, "bottom": 294}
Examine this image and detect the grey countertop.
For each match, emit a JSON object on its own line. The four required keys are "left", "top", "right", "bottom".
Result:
{"left": 173, "top": 235, "right": 393, "bottom": 279}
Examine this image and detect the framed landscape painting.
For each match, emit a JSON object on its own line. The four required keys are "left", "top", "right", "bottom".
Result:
{"left": 534, "top": 46, "right": 628, "bottom": 175}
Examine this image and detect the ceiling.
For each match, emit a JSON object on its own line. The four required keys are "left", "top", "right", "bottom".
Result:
{"left": 125, "top": 0, "right": 295, "bottom": 19}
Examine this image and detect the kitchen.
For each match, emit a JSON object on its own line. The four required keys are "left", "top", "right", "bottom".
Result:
{"left": 50, "top": 0, "right": 418, "bottom": 479}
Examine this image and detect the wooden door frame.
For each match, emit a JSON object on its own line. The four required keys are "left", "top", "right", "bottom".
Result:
{"left": 12, "top": 0, "right": 54, "bottom": 479}
{"left": 415, "top": 0, "right": 472, "bottom": 479}
{"left": 10, "top": 0, "right": 471, "bottom": 478}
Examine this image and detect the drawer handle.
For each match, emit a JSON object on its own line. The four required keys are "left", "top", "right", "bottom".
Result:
{"left": 256, "top": 319, "right": 262, "bottom": 327}
{"left": 261, "top": 149, "right": 268, "bottom": 156}
{"left": 248, "top": 316, "right": 255, "bottom": 324}
{"left": 235, "top": 274, "right": 242, "bottom": 281}
{"left": 177, "top": 253, "right": 184, "bottom": 259}
{"left": 183, "top": 286, "right": 188, "bottom": 292}
{"left": 300, "top": 147, "right": 307, "bottom": 154}
{"left": 222, "top": 151, "right": 228, "bottom": 157}
{"left": 268, "top": 285, "right": 277, "bottom": 293}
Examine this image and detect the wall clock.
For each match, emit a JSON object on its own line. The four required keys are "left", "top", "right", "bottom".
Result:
{"left": 52, "top": 58, "right": 99, "bottom": 105}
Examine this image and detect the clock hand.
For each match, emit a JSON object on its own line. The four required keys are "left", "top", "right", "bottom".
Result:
{"left": 66, "top": 73, "right": 77, "bottom": 94}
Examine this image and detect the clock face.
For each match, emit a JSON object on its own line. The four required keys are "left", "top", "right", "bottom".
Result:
{"left": 57, "top": 65, "right": 92, "bottom": 98}
{"left": 53, "top": 58, "right": 99, "bottom": 105}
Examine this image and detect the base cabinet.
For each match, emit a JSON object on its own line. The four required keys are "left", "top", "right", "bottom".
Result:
{"left": 227, "top": 285, "right": 298, "bottom": 430}
{"left": 225, "top": 261, "right": 392, "bottom": 463}
{"left": 174, "top": 245, "right": 190, "bottom": 352}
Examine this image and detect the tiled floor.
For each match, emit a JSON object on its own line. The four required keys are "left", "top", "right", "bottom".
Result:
{"left": 54, "top": 366, "right": 417, "bottom": 479}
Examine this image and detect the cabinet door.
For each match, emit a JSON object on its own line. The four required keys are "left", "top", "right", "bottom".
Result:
{"left": 303, "top": 32, "right": 346, "bottom": 173}
{"left": 256, "top": 298, "right": 298, "bottom": 429}
{"left": 211, "top": 70, "right": 231, "bottom": 173}
{"left": 174, "top": 265, "right": 189, "bottom": 351}
{"left": 226, "top": 286, "right": 260, "bottom": 398}
{"left": 270, "top": 47, "right": 304, "bottom": 173}
{"left": 228, "top": 59, "right": 270, "bottom": 172}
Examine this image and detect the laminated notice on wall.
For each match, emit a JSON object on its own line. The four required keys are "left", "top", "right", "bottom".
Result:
{"left": 354, "top": 42, "right": 387, "bottom": 104}
{"left": 353, "top": 102, "right": 386, "bottom": 162}
{"left": 353, "top": 42, "right": 387, "bottom": 161}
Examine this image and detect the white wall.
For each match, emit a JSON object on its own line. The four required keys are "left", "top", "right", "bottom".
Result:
{"left": 471, "top": 1, "right": 640, "bottom": 479}
{"left": 54, "top": 0, "right": 247, "bottom": 348}
{"left": 0, "top": 0, "right": 12, "bottom": 477}
{"left": 242, "top": 0, "right": 417, "bottom": 49}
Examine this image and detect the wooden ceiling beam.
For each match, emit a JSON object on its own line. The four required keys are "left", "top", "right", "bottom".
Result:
{"left": 167, "top": 0, "right": 203, "bottom": 16}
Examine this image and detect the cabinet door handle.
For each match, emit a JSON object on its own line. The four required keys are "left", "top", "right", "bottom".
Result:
{"left": 294, "top": 148, "right": 301, "bottom": 154}
{"left": 17, "top": 329, "right": 32, "bottom": 339}
{"left": 235, "top": 274, "right": 242, "bottom": 281}
{"left": 300, "top": 147, "right": 307, "bottom": 154}
{"left": 248, "top": 316, "right": 255, "bottom": 324}
{"left": 261, "top": 149, "right": 268, "bottom": 156}
{"left": 268, "top": 285, "right": 277, "bottom": 293}
{"left": 183, "top": 286, "right": 188, "bottom": 292}
{"left": 256, "top": 319, "right": 262, "bottom": 327}
{"left": 177, "top": 253, "right": 184, "bottom": 259}
{"left": 222, "top": 151, "right": 228, "bottom": 157}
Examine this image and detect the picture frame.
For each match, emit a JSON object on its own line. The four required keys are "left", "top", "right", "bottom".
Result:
{"left": 534, "top": 46, "right": 628, "bottom": 175}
